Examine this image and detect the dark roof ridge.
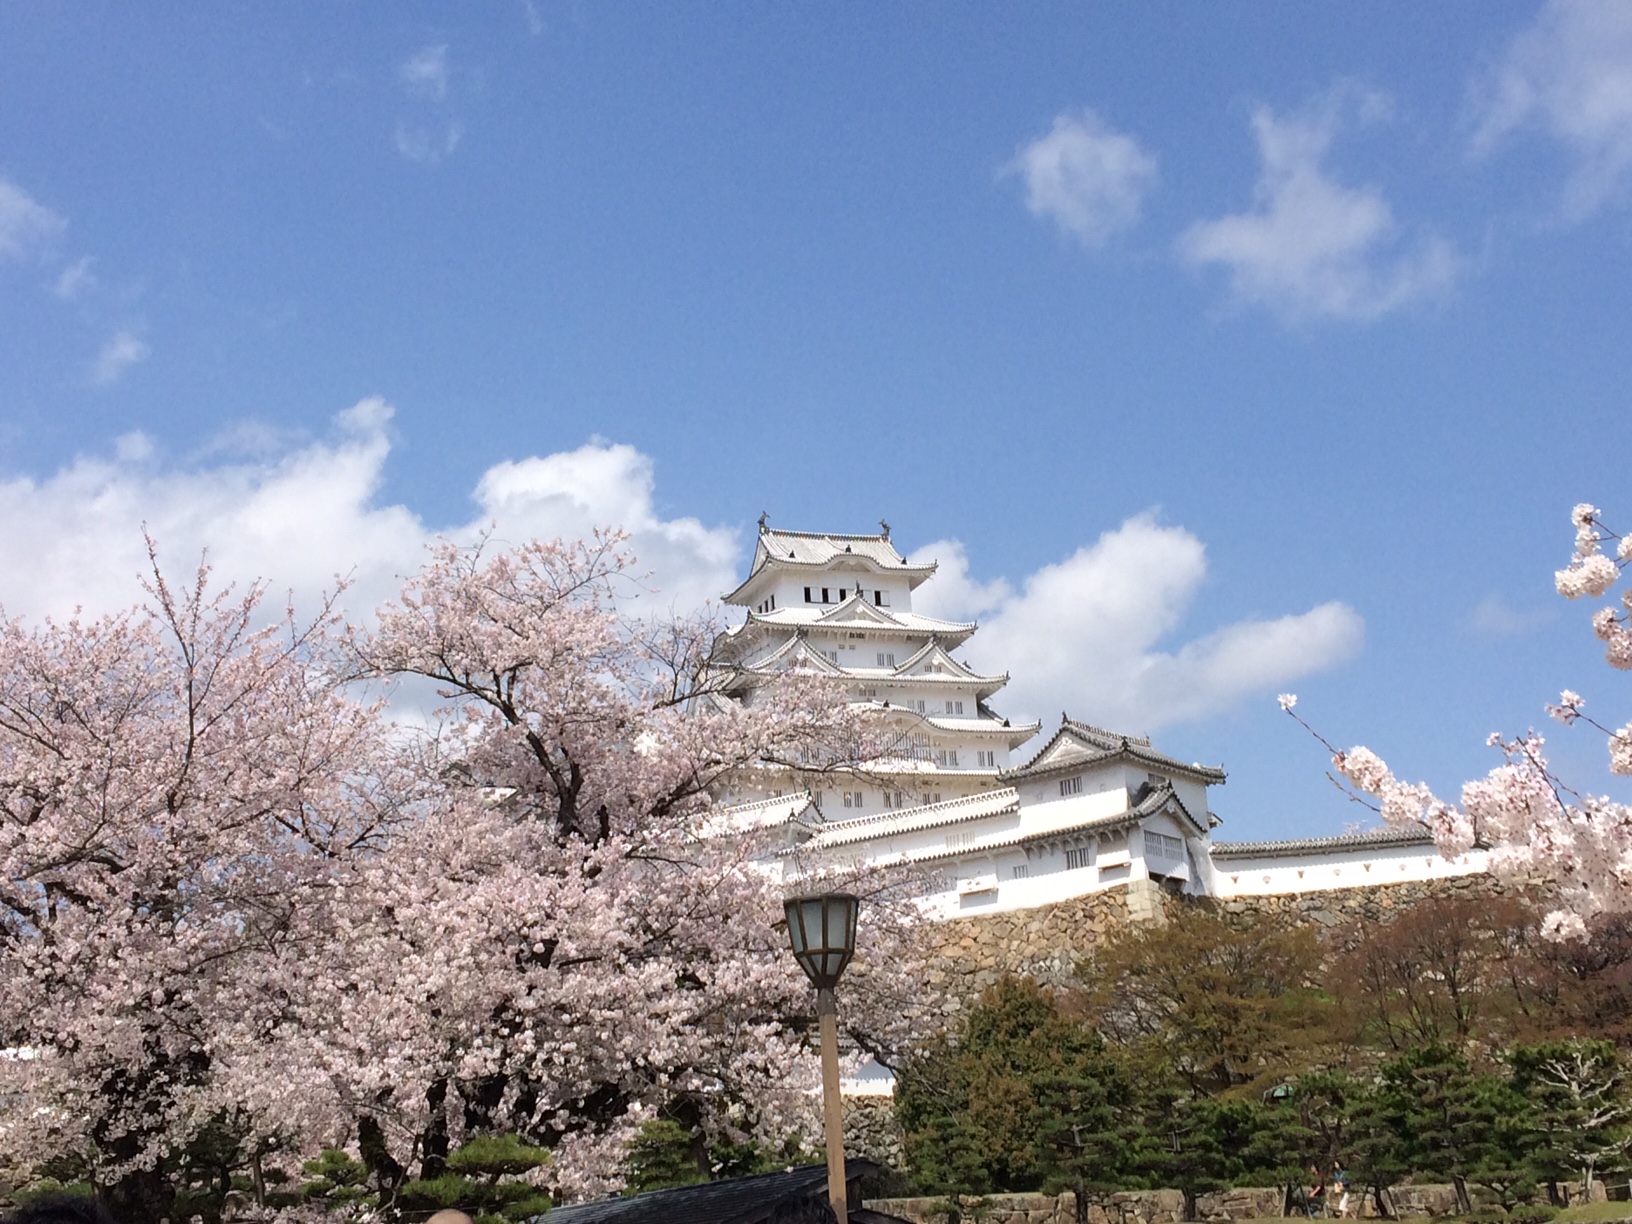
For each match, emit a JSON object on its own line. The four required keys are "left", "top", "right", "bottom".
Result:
{"left": 1209, "top": 825, "right": 1438, "bottom": 859}
{"left": 762, "top": 527, "right": 892, "bottom": 542}
{"left": 1064, "top": 716, "right": 1151, "bottom": 748}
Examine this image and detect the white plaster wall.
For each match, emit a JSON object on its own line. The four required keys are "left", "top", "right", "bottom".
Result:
{"left": 1210, "top": 843, "right": 1489, "bottom": 897}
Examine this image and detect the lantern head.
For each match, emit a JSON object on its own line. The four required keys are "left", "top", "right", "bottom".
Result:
{"left": 783, "top": 893, "right": 860, "bottom": 991}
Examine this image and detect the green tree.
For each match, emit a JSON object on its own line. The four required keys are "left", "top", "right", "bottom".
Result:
{"left": 1374, "top": 1045, "right": 1532, "bottom": 1213}
{"left": 624, "top": 1120, "right": 708, "bottom": 1193}
{"left": 897, "top": 976, "right": 1132, "bottom": 1205}
{"left": 1081, "top": 904, "right": 1332, "bottom": 1099}
{"left": 1510, "top": 1039, "right": 1632, "bottom": 1202}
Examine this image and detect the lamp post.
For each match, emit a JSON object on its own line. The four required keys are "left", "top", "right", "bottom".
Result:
{"left": 784, "top": 893, "right": 860, "bottom": 1224}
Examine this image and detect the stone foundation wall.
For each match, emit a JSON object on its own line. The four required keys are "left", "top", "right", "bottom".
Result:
{"left": 870, "top": 1181, "right": 1611, "bottom": 1224}
{"left": 1210, "top": 872, "right": 1508, "bottom": 933}
{"left": 844, "top": 1095, "right": 904, "bottom": 1170}
{"left": 920, "top": 872, "right": 1510, "bottom": 1007}
{"left": 921, "top": 887, "right": 1134, "bottom": 1003}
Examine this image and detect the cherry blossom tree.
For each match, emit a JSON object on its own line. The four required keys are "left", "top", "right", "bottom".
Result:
{"left": 0, "top": 549, "right": 394, "bottom": 1222}
{"left": 278, "top": 533, "right": 930, "bottom": 1203}
{"left": 1, "top": 533, "right": 931, "bottom": 1218}
{"left": 1282, "top": 504, "right": 1632, "bottom": 938}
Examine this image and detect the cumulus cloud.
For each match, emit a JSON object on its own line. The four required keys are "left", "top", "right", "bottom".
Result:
{"left": 910, "top": 514, "right": 1363, "bottom": 733}
{"left": 1178, "top": 92, "right": 1456, "bottom": 320}
{"left": 0, "top": 400, "right": 741, "bottom": 627}
{"left": 399, "top": 44, "right": 450, "bottom": 100}
{"left": 88, "top": 329, "right": 149, "bottom": 386}
{"left": 1472, "top": 0, "right": 1632, "bottom": 218}
{"left": 1008, "top": 110, "right": 1158, "bottom": 246}
{"left": 0, "top": 177, "right": 66, "bottom": 263}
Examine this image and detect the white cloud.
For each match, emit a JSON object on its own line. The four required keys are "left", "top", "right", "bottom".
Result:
{"left": 910, "top": 514, "right": 1363, "bottom": 733}
{"left": 1178, "top": 93, "right": 1456, "bottom": 320}
{"left": 0, "top": 178, "right": 66, "bottom": 263}
{"left": 394, "top": 122, "right": 464, "bottom": 165}
{"left": 88, "top": 329, "right": 149, "bottom": 386}
{"left": 1470, "top": 593, "right": 1556, "bottom": 638}
{"left": 1472, "top": 0, "right": 1632, "bottom": 218}
{"left": 399, "top": 44, "right": 450, "bottom": 101}
{"left": 1008, "top": 110, "right": 1158, "bottom": 247}
{"left": 0, "top": 400, "right": 741, "bottom": 629}
{"left": 522, "top": 0, "right": 544, "bottom": 37}
{"left": 54, "top": 255, "right": 96, "bottom": 299}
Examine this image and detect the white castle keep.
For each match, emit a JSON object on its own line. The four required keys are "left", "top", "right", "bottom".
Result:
{"left": 712, "top": 523, "right": 1485, "bottom": 919}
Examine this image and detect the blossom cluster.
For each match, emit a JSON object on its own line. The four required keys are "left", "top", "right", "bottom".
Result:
{"left": 0, "top": 535, "right": 932, "bottom": 1214}
{"left": 1286, "top": 504, "right": 1632, "bottom": 941}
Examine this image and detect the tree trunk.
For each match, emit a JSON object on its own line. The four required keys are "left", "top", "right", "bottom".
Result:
{"left": 252, "top": 1149, "right": 267, "bottom": 1208}
{"left": 420, "top": 1077, "right": 450, "bottom": 1180}
{"left": 359, "top": 1113, "right": 406, "bottom": 1199}
{"left": 1370, "top": 1183, "right": 1395, "bottom": 1220}
{"left": 100, "top": 1165, "right": 175, "bottom": 1224}
{"left": 1452, "top": 1175, "right": 1471, "bottom": 1216}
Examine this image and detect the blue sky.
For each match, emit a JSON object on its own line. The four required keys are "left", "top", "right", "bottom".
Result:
{"left": 2, "top": 2, "right": 1630, "bottom": 840}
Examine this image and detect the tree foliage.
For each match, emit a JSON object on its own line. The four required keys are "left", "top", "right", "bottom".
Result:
{"left": 0, "top": 535, "right": 929, "bottom": 1221}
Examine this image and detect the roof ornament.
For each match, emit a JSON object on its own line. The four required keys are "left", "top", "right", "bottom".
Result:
{"left": 879, "top": 519, "right": 890, "bottom": 538}
{"left": 758, "top": 512, "right": 769, "bottom": 532}
{"left": 843, "top": 544, "right": 852, "bottom": 553}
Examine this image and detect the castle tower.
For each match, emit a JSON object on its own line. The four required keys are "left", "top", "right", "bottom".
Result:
{"left": 714, "top": 522, "right": 1040, "bottom": 817}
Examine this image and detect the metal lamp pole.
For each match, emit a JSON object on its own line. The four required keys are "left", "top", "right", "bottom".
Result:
{"left": 784, "top": 893, "right": 860, "bottom": 1224}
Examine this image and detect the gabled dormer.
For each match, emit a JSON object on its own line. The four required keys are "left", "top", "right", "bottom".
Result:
{"left": 890, "top": 640, "right": 1008, "bottom": 698}
{"left": 722, "top": 522, "right": 936, "bottom": 612}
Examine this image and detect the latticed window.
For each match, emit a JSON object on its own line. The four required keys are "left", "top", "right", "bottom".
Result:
{"left": 1144, "top": 831, "right": 1185, "bottom": 861}
{"left": 1064, "top": 847, "right": 1092, "bottom": 870}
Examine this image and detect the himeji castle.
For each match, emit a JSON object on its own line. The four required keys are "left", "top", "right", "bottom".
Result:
{"left": 711, "top": 522, "right": 1485, "bottom": 919}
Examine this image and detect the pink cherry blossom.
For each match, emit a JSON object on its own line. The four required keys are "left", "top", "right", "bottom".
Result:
{"left": 1303, "top": 505, "right": 1632, "bottom": 937}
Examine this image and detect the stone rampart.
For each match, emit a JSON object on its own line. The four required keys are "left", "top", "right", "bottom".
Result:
{"left": 869, "top": 1181, "right": 1610, "bottom": 1224}
{"left": 922, "top": 872, "right": 1509, "bottom": 1006}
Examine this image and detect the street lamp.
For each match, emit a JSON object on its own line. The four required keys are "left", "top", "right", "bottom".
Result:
{"left": 784, "top": 893, "right": 860, "bottom": 1224}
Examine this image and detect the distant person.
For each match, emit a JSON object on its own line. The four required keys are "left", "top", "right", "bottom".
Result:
{"left": 425, "top": 1213, "right": 474, "bottom": 1224}
{"left": 1332, "top": 1164, "right": 1351, "bottom": 1218}
{"left": 1307, "top": 1165, "right": 1326, "bottom": 1218}
{"left": 2, "top": 1197, "right": 116, "bottom": 1224}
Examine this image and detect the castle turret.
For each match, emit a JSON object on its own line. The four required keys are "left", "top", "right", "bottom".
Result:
{"left": 715, "top": 524, "right": 1040, "bottom": 816}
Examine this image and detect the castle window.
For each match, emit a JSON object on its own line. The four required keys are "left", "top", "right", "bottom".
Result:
{"left": 916, "top": 700, "right": 926, "bottom": 713}
{"left": 874, "top": 589, "right": 889, "bottom": 607}
{"left": 804, "top": 587, "right": 813, "bottom": 603}
{"left": 1144, "top": 831, "right": 1184, "bottom": 861}
{"left": 1011, "top": 864, "right": 1029, "bottom": 880}
{"left": 1060, "top": 775, "right": 1083, "bottom": 797}
{"left": 842, "top": 792, "right": 864, "bottom": 809}
{"left": 976, "top": 750, "right": 996, "bottom": 768}
{"left": 945, "top": 830, "right": 974, "bottom": 850}
{"left": 876, "top": 652, "right": 895, "bottom": 667}
{"left": 821, "top": 588, "right": 830, "bottom": 603}
{"left": 1064, "top": 847, "right": 1092, "bottom": 870}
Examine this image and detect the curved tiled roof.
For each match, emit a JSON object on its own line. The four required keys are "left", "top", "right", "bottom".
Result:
{"left": 724, "top": 526, "right": 935, "bottom": 604}
{"left": 1005, "top": 716, "right": 1226, "bottom": 785}
{"left": 1209, "top": 824, "right": 1435, "bottom": 860}
{"left": 785, "top": 787, "right": 1022, "bottom": 853}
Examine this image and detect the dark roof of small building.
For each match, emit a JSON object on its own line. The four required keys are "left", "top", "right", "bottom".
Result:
{"left": 1209, "top": 824, "right": 1435, "bottom": 860}
{"left": 536, "top": 1160, "right": 884, "bottom": 1224}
